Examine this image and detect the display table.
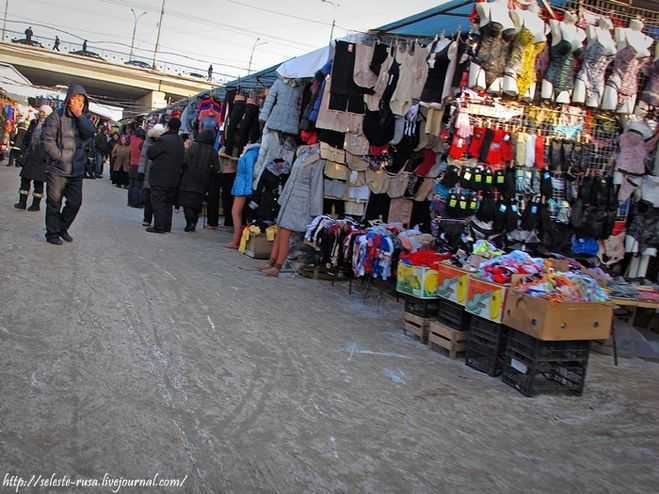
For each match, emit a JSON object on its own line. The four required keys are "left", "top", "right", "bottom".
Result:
{"left": 609, "top": 297, "right": 659, "bottom": 366}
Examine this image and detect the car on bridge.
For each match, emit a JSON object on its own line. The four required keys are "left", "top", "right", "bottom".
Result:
{"left": 125, "top": 60, "right": 153, "bottom": 70}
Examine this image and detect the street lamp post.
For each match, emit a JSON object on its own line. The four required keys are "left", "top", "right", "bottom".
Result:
{"left": 248, "top": 37, "right": 267, "bottom": 75}
{"left": 1, "top": 0, "right": 8, "bottom": 42}
{"left": 152, "top": 0, "right": 165, "bottom": 69}
{"left": 129, "top": 8, "right": 147, "bottom": 61}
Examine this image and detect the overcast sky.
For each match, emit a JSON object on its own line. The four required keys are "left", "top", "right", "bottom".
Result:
{"left": 7, "top": 0, "right": 444, "bottom": 80}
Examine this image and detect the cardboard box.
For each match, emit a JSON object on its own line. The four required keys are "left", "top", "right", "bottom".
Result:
{"left": 503, "top": 290, "right": 613, "bottom": 341}
{"left": 435, "top": 263, "right": 469, "bottom": 306}
{"left": 465, "top": 277, "right": 508, "bottom": 323}
{"left": 245, "top": 234, "right": 273, "bottom": 259}
{"left": 396, "top": 263, "right": 439, "bottom": 299}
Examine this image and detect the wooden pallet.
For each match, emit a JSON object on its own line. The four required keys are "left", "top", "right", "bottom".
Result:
{"left": 429, "top": 320, "right": 465, "bottom": 359}
{"left": 403, "top": 312, "right": 430, "bottom": 344}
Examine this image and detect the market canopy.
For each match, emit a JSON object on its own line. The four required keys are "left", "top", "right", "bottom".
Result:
{"left": 371, "top": 0, "right": 570, "bottom": 37}
{"left": 224, "top": 62, "right": 283, "bottom": 92}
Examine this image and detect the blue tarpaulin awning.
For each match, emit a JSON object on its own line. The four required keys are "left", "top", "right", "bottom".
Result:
{"left": 372, "top": 0, "right": 570, "bottom": 37}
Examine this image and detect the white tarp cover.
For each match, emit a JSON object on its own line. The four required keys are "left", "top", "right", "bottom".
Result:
{"left": 276, "top": 45, "right": 331, "bottom": 80}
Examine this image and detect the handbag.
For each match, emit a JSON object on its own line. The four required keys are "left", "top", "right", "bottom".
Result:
{"left": 344, "top": 132, "right": 370, "bottom": 156}
{"left": 387, "top": 170, "right": 411, "bottom": 198}
{"left": 324, "top": 161, "right": 350, "bottom": 181}
{"left": 346, "top": 151, "right": 369, "bottom": 171}
{"left": 366, "top": 167, "right": 390, "bottom": 194}
{"left": 320, "top": 141, "right": 346, "bottom": 164}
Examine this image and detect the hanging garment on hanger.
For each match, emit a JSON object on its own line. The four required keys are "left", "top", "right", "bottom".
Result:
{"left": 390, "top": 42, "right": 431, "bottom": 116}
{"left": 353, "top": 43, "right": 378, "bottom": 90}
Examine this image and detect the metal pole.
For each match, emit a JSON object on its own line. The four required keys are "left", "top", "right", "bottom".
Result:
{"left": 129, "top": 8, "right": 147, "bottom": 61}
{"left": 247, "top": 37, "right": 259, "bottom": 75}
{"left": 152, "top": 0, "right": 165, "bottom": 69}
{"left": 1, "top": 0, "right": 8, "bottom": 42}
{"left": 329, "top": 18, "right": 335, "bottom": 44}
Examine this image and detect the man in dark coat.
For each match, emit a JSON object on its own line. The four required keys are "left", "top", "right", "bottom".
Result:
{"left": 178, "top": 128, "right": 219, "bottom": 232}
{"left": 14, "top": 105, "right": 52, "bottom": 211}
{"left": 41, "top": 84, "right": 96, "bottom": 245}
{"left": 146, "top": 117, "right": 184, "bottom": 234}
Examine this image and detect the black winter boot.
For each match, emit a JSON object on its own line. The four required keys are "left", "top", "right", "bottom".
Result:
{"left": 14, "top": 193, "right": 27, "bottom": 210}
{"left": 27, "top": 196, "right": 42, "bottom": 211}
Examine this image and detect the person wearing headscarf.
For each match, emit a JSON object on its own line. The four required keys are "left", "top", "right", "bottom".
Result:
{"left": 14, "top": 105, "right": 53, "bottom": 211}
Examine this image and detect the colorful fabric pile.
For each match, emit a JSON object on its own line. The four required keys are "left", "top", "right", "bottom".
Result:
{"left": 399, "top": 251, "right": 452, "bottom": 269}
{"left": 477, "top": 250, "right": 544, "bottom": 284}
{"left": 519, "top": 271, "right": 609, "bottom": 302}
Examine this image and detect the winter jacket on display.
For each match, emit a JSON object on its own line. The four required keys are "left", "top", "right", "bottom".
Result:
{"left": 250, "top": 159, "right": 292, "bottom": 224}
{"left": 224, "top": 100, "right": 245, "bottom": 156}
{"left": 179, "top": 130, "right": 219, "bottom": 194}
{"left": 276, "top": 144, "right": 325, "bottom": 232}
{"left": 41, "top": 84, "right": 96, "bottom": 177}
{"left": 259, "top": 77, "right": 304, "bottom": 135}
{"left": 237, "top": 103, "right": 261, "bottom": 155}
{"left": 20, "top": 119, "right": 48, "bottom": 182}
{"left": 147, "top": 131, "right": 185, "bottom": 188}
{"left": 231, "top": 144, "right": 260, "bottom": 197}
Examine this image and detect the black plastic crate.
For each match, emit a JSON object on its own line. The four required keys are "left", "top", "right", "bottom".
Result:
{"left": 506, "top": 330, "right": 590, "bottom": 363}
{"left": 465, "top": 316, "right": 509, "bottom": 377}
{"left": 437, "top": 298, "right": 470, "bottom": 330}
{"left": 403, "top": 296, "right": 439, "bottom": 318}
{"left": 502, "top": 329, "right": 590, "bottom": 397}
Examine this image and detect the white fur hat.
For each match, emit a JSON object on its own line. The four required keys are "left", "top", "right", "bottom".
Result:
{"left": 148, "top": 123, "right": 166, "bottom": 139}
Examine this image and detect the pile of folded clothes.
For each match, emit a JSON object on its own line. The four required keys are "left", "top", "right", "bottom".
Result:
{"left": 518, "top": 271, "right": 609, "bottom": 302}
{"left": 477, "top": 250, "right": 544, "bottom": 284}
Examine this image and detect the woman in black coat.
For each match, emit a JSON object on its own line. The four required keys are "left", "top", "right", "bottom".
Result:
{"left": 178, "top": 128, "right": 219, "bottom": 232}
{"left": 14, "top": 105, "right": 52, "bottom": 211}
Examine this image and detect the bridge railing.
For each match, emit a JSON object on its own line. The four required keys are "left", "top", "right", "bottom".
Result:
{"left": 2, "top": 29, "right": 232, "bottom": 84}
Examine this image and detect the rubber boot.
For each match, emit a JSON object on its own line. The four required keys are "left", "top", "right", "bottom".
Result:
{"left": 14, "top": 193, "right": 28, "bottom": 210}
{"left": 27, "top": 195, "right": 42, "bottom": 211}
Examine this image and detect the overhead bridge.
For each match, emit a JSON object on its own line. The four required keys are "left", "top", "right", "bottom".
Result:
{"left": 0, "top": 42, "right": 216, "bottom": 115}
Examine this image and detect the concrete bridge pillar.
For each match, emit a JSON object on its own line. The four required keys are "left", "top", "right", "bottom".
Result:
{"left": 137, "top": 90, "right": 167, "bottom": 112}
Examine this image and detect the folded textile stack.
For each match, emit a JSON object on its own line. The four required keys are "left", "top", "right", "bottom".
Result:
{"left": 477, "top": 250, "right": 544, "bottom": 284}
{"left": 400, "top": 251, "right": 452, "bottom": 268}
{"left": 398, "top": 227, "right": 435, "bottom": 253}
{"left": 472, "top": 240, "right": 504, "bottom": 259}
{"left": 519, "top": 271, "right": 609, "bottom": 302}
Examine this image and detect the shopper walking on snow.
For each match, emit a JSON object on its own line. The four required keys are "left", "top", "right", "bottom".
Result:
{"left": 179, "top": 128, "right": 219, "bottom": 232}
{"left": 41, "top": 84, "right": 96, "bottom": 245}
{"left": 127, "top": 128, "right": 145, "bottom": 207}
{"left": 138, "top": 124, "right": 165, "bottom": 227}
{"left": 14, "top": 105, "right": 52, "bottom": 211}
{"left": 111, "top": 134, "right": 130, "bottom": 188}
{"left": 146, "top": 118, "right": 184, "bottom": 234}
